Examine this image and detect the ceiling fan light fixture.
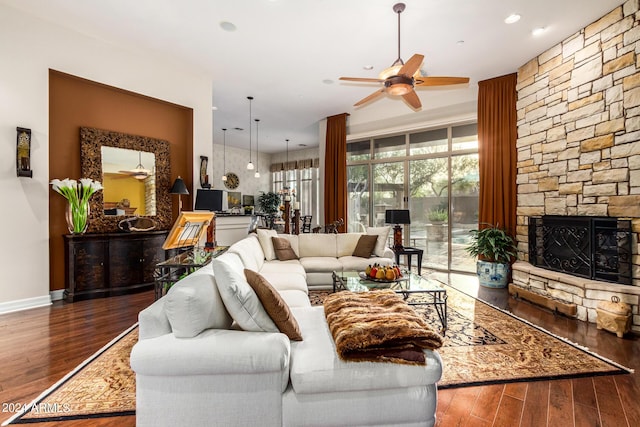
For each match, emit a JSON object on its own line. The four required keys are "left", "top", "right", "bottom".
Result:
{"left": 385, "top": 75, "right": 414, "bottom": 96}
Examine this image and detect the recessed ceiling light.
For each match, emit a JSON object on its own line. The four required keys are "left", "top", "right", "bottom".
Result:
{"left": 322, "top": 79, "right": 334, "bottom": 84}
{"left": 456, "top": 40, "right": 465, "bottom": 46}
{"left": 298, "top": 144, "right": 307, "bottom": 147}
{"left": 504, "top": 14, "right": 521, "bottom": 24}
{"left": 363, "top": 65, "right": 374, "bottom": 70}
{"left": 219, "top": 21, "right": 236, "bottom": 32}
{"left": 532, "top": 27, "right": 546, "bottom": 36}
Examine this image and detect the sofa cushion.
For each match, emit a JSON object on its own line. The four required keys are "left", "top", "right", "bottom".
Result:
{"left": 259, "top": 260, "right": 306, "bottom": 277}
{"left": 256, "top": 228, "right": 278, "bottom": 261}
{"left": 298, "top": 234, "right": 337, "bottom": 258}
{"left": 299, "top": 257, "right": 342, "bottom": 274}
{"left": 260, "top": 272, "right": 308, "bottom": 294}
{"left": 339, "top": 255, "right": 394, "bottom": 272}
{"left": 366, "top": 226, "right": 391, "bottom": 257}
{"left": 272, "top": 237, "right": 298, "bottom": 261}
{"left": 288, "top": 306, "right": 442, "bottom": 394}
{"left": 352, "top": 234, "right": 378, "bottom": 258}
{"left": 336, "top": 233, "right": 363, "bottom": 257}
{"left": 164, "top": 267, "right": 233, "bottom": 338}
{"left": 228, "top": 234, "right": 265, "bottom": 271}
{"left": 244, "top": 269, "right": 303, "bottom": 341}
{"left": 212, "top": 258, "right": 278, "bottom": 333}
{"left": 278, "top": 290, "right": 312, "bottom": 308}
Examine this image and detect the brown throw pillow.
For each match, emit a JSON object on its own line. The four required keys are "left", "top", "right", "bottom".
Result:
{"left": 244, "top": 269, "right": 303, "bottom": 341}
{"left": 352, "top": 234, "right": 379, "bottom": 258}
{"left": 271, "top": 236, "right": 298, "bottom": 261}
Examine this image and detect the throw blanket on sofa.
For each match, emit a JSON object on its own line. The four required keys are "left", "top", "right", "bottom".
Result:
{"left": 323, "top": 290, "right": 444, "bottom": 365}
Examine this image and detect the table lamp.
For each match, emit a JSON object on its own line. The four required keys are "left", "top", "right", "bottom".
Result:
{"left": 385, "top": 209, "right": 411, "bottom": 250}
{"left": 170, "top": 176, "right": 189, "bottom": 213}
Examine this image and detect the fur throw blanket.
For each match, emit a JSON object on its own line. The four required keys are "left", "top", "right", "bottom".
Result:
{"left": 323, "top": 290, "right": 444, "bottom": 365}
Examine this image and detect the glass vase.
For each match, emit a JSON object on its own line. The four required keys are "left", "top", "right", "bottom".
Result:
{"left": 65, "top": 201, "right": 90, "bottom": 234}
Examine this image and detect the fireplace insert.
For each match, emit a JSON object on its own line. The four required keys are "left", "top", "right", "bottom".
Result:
{"left": 528, "top": 216, "right": 631, "bottom": 285}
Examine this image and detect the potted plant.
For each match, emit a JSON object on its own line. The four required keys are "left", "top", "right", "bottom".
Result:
{"left": 465, "top": 223, "right": 517, "bottom": 288}
{"left": 257, "top": 191, "right": 281, "bottom": 229}
{"left": 428, "top": 208, "right": 448, "bottom": 224}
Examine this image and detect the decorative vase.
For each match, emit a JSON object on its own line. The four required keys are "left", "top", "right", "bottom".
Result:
{"left": 477, "top": 260, "right": 510, "bottom": 288}
{"left": 65, "top": 201, "right": 90, "bottom": 234}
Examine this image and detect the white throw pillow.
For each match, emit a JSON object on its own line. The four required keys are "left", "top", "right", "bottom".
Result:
{"left": 256, "top": 228, "right": 278, "bottom": 261}
{"left": 366, "top": 226, "right": 391, "bottom": 257}
{"left": 165, "top": 269, "right": 233, "bottom": 338}
{"left": 212, "top": 258, "right": 279, "bottom": 332}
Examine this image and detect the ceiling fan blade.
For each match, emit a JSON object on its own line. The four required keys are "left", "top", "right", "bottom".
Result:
{"left": 402, "top": 90, "right": 422, "bottom": 109}
{"left": 354, "top": 88, "right": 385, "bottom": 106}
{"left": 340, "top": 77, "right": 384, "bottom": 83}
{"left": 398, "top": 54, "right": 424, "bottom": 77}
{"left": 415, "top": 76, "right": 470, "bottom": 86}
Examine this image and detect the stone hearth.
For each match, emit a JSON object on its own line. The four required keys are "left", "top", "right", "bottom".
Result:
{"left": 513, "top": 1, "right": 640, "bottom": 332}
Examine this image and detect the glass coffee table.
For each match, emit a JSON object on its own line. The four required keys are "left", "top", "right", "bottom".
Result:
{"left": 332, "top": 270, "right": 448, "bottom": 334}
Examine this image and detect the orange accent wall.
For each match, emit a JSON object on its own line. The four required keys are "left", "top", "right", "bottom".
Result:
{"left": 49, "top": 70, "right": 193, "bottom": 291}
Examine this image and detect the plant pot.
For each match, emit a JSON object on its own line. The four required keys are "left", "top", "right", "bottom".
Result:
{"left": 476, "top": 260, "right": 510, "bottom": 288}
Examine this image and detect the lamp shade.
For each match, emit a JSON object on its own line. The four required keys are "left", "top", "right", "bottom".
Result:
{"left": 385, "top": 209, "right": 410, "bottom": 225}
{"left": 170, "top": 176, "right": 189, "bottom": 195}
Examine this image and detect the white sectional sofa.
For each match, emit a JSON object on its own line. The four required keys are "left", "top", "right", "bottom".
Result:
{"left": 130, "top": 232, "right": 443, "bottom": 427}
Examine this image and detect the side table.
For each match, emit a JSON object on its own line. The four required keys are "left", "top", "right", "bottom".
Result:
{"left": 154, "top": 246, "right": 228, "bottom": 300}
{"left": 393, "top": 246, "right": 424, "bottom": 274}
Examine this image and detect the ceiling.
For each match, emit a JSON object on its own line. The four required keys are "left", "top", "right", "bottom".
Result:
{"left": 3, "top": 0, "right": 625, "bottom": 153}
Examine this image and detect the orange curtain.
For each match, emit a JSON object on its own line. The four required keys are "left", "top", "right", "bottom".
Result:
{"left": 324, "top": 113, "right": 349, "bottom": 232}
{"left": 477, "top": 73, "right": 517, "bottom": 236}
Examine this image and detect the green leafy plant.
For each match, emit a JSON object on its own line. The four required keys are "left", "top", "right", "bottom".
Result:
{"left": 465, "top": 223, "right": 517, "bottom": 264}
{"left": 257, "top": 191, "right": 281, "bottom": 215}
{"left": 428, "top": 208, "right": 448, "bottom": 223}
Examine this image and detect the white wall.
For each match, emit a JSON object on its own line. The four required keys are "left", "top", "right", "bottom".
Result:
{"left": 0, "top": 4, "right": 212, "bottom": 311}
{"left": 208, "top": 143, "right": 271, "bottom": 201}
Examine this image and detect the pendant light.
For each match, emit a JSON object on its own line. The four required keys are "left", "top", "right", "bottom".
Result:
{"left": 221, "top": 128, "right": 228, "bottom": 182}
{"left": 254, "top": 118, "right": 261, "bottom": 178}
{"left": 246, "top": 96, "right": 255, "bottom": 170}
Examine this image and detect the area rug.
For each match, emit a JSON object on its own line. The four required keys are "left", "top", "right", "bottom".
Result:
{"left": 3, "top": 324, "right": 137, "bottom": 425}
{"left": 309, "top": 285, "right": 632, "bottom": 389}
{"left": 5, "top": 285, "right": 632, "bottom": 424}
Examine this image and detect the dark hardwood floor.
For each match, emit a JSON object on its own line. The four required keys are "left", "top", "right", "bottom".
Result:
{"left": 0, "top": 277, "right": 637, "bottom": 427}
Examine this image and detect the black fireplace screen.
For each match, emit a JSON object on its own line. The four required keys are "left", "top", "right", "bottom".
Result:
{"left": 529, "top": 216, "right": 631, "bottom": 285}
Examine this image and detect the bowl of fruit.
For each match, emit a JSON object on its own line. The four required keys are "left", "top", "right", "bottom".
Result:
{"left": 360, "top": 263, "right": 406, "bottom": 283}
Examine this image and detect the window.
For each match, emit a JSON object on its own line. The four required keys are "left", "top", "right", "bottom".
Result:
{"left": 270, "top": 160, "right": 319, "bottom": 224}
{"left": 346, "top": 122, "right": 479, "bottom": 274}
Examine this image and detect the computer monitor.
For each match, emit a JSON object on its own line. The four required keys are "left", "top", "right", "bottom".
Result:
{"left": 194, "top": 189, "right": 228, "bottom": 212}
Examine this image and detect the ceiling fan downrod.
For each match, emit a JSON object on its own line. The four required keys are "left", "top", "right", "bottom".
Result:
{"left": 393, "top": 3, "right": 406, "bottom": 67}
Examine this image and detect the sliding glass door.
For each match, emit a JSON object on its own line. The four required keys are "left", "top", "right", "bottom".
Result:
{"left": 346, "top": 122, "right": 479, "bottom": 274}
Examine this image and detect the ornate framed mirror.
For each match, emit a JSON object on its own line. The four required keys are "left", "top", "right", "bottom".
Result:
{"left": 80, "top": 127, "right": 172, "bottom": 233}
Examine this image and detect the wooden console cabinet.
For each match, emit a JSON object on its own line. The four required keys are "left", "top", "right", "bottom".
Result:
{"left": 63, "top": 230, "right": 169, "bottom": 302}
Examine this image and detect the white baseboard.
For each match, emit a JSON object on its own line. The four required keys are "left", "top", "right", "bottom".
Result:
{"left": 50, "top": 289, "right": 65, "bottom": 301}
{"left": 0, "top": 295, "right": 52, "bottom": 314}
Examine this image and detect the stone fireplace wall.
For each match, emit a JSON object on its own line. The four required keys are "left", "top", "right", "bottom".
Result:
{"left": 514, "top": 1, "right": 640, "bottom": 332}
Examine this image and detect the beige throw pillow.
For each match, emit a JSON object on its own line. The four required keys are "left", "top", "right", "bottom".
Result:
{"left": 256, "top": 228, "right": 278, "bottom": 261}
{"left": 244, "top": 269, "right": 303, "bottom": 341}
{"left": 211, "top": 258, "right": 278, "bottom": 333}
{"left": 366, "top": 226, "right": 391, "bottom": 257}
{"left": 352, "top": 234, "right": 379, "bottom": 258}
{"left": 272, "top": 236, "right": 299, "bottom": 261}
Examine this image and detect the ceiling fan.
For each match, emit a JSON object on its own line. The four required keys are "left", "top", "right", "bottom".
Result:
{"left": 340, "top": 3, "right": 469, "bottom": 110}
{"left": 118, "top": 151, "right": 151, "bottom": 180}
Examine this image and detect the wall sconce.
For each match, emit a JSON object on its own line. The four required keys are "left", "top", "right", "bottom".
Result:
{"left": 17, "top": 127, "right": 33, "bottom": 178}
{"left": 385, "top": 209, "right": 411, "bottom": 250}
{"left": 170, "top": 176, "right": 189, "bottom": 213}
